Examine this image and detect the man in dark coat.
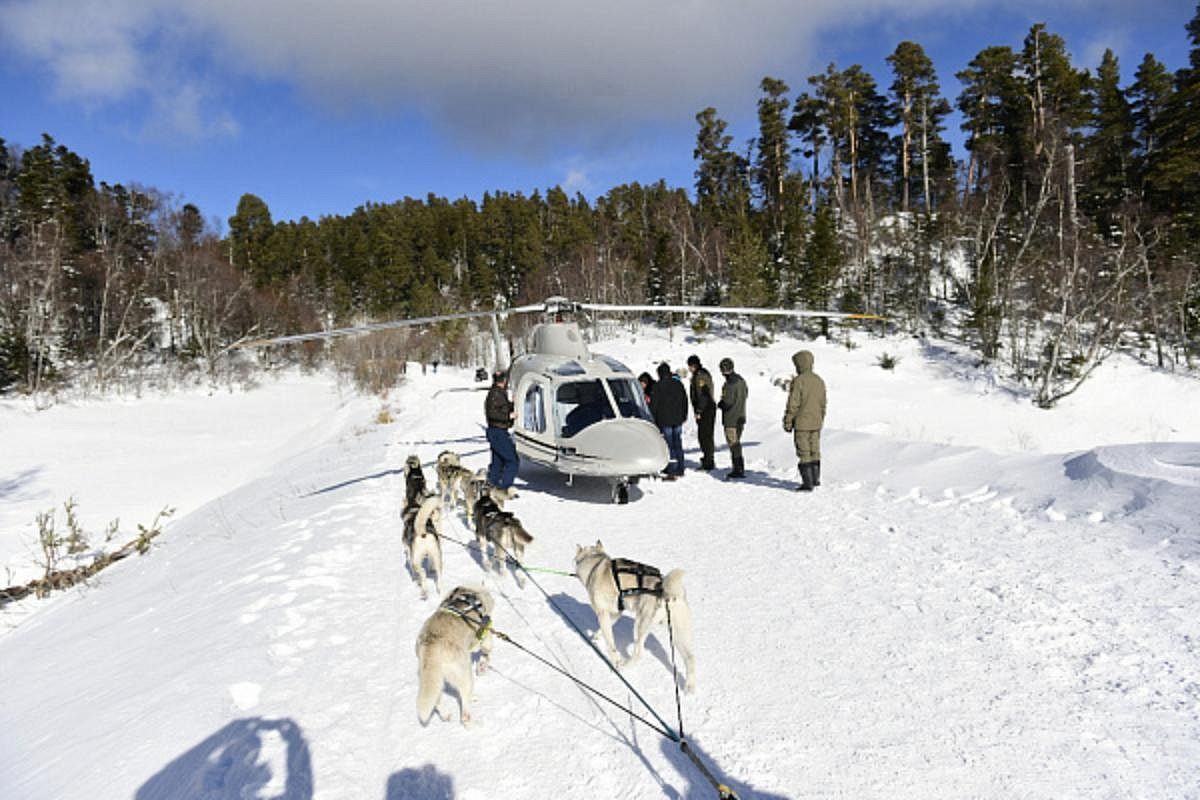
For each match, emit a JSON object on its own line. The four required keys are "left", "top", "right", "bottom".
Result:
{"left": 650, "top": 362, "right": 688, "bottom": 479}
{"left": 782, "top": 350, "right": 826, "bottom": 492}
{"left": 686, "top": 355, "right": 716, "bottom": 470}
{"left": 485, "top": 370, "right": 519, "bottom": 489}
{"left": 717, "top": 357, "right": 748, "bottom": 479}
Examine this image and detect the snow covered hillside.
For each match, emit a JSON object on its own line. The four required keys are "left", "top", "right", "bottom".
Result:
{"left": 1, "top": 327, "right": 1198, "bottom": 799}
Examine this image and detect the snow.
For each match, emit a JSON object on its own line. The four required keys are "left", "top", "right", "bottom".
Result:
{"left": 1, "top": 327, "right": 1198, "bottom": 799}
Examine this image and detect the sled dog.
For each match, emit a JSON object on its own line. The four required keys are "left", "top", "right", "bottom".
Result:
{"left": 415, "top": 585, "right": 495, "bottom": 726}
{"left": 403, "top": 454, "right": 431, "bottom": 513}
{"left": 435, "top": 451, "right": 461, "bottom": 500}
{"left": 441, "top": 464, "right": 475, "bottom": 511}
{"left": 461, "top": 469, "right": 489, "bottom": 525}
{"left": 403, "top": 494, "right": 444, "bottom": 600}
{"left": 573, "top": 541, "right": 696, "bottom": 692}
{"left": 475, "top": 510, "right": 532, "bottom": 592}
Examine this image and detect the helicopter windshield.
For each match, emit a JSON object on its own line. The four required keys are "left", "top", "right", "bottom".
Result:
{"left": 607, "top": 378, "right": 653, "bottom": 421}
{"left": 556, "top": 379, "right": 616, "bottom": 438}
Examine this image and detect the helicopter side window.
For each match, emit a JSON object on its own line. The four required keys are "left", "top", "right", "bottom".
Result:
{"left": 557, "top": 379, "right": 616, "bottom": 438}
{"left": 607, "top": 378, "right": 652, "bottom": 421}
{"left": 523, "top": 384, "right": 546, "bottom": 433}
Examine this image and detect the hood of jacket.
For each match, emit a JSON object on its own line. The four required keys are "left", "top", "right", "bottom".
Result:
{"left": 793, "top": 350, "right": 814, "bottom": 374}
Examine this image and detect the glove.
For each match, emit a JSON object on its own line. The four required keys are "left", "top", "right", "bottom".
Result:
{"left": 783, "top": 423, "right": 793, "bottom": 433}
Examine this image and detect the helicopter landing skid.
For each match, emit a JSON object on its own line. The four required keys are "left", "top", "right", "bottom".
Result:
{"left": 609, "top": 477, "right": 634, "bottom": 505}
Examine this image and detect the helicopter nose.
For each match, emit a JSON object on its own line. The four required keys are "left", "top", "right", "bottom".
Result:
{"left": 572, "top": 419, "right": 669, "bottom": 475}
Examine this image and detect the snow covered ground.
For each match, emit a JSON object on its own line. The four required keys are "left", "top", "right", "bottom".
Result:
{"left": 1, "top": 326, "right": 1198, "bottom": 799}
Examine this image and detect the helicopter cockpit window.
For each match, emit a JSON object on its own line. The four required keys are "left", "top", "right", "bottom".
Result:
{"left": 523, "top": 384, "right": 546, "bottom": 433}
{"left": 597, "top": 355, "right": 632, "bottom": 374}
{"left": 556, "top": 379, "right": 616, "bottom": 438}
{"left": 553, "top": 361, "right": 587, "bottom": 376}
{"left": 607, "top": 378, "right": 652, "bottom": 421}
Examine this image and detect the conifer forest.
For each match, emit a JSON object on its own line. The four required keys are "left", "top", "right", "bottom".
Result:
{"left": 3, "top": 12, "right": 1200, "bottom": 407}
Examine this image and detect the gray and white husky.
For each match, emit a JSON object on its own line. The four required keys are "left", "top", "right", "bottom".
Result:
{"left": 435, "top": 451, "right": 477, "bottom": 511}
{"left": 403, "top": 494, "right": 444, "bottom": 600}
{"left": 573, "top": 541, "right": 696, "bottom": 692}
{"left": 461, "top": 468, "right": 489, "bottom": 525}
{"left": 415, "top": 585, "right": 495, "bottom": 726}
{"left": 472, "top": 486, "right": 530, "bottom": 585}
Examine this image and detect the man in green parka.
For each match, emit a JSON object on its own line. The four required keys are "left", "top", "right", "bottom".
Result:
{"left": 782, "top": 350, "right": 826, "bottom": 492}
{"left": 717, "top": 357, "right": 748, "bottom": 479}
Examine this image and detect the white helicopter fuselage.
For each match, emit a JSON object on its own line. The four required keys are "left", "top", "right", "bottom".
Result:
{"left": 506, "top": 322, "right": 668, "bottom": 481}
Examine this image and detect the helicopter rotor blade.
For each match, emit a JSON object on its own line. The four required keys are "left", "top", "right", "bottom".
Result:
{"left": 232, "top": 304, "right": 544, "bottom": 349}
{"left": 575, "top": 302, "right": 886, "bottom": 321}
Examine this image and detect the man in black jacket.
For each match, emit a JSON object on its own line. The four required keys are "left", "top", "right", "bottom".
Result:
{"left": 651, "top": 362, "right": 689, "bottom": 479}
{"left": 686, "top": 355, "right": 716, "bottom": 470}
{"left": 485, "top": 370, "right": 519, "bottom": 489}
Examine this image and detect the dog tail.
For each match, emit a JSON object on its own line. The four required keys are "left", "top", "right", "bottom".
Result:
{"left": 513, "top": 524, "right": 533, "bottom": 546}
{"left": 662, "top": 568, "right": 686, "bottom": 602}
{"left": 416, "top": 653, "right": 443, "bottom": 724}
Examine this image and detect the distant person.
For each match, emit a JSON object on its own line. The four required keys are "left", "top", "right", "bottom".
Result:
{"left": 485, "top": 370, "right": 519, "bottom": 489}
{"left": 637, "top": 371, "right": 656, "bottom": 411}
{"left": 686, "top": 355, "right": 716, "bottom": 471}
{"left": 432, "top": 360, "right": 440, "bottom": 374}
{"left": 782, "top": 350, "right": 826, "bottom": 492}
{"left": 651, "top": 362, "right": 688, "bottom": 479}
{"left": 717, "top": 358, "right": 748, "bottom": 480}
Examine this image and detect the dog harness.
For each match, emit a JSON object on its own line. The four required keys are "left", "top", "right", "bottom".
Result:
{"left": 609, "top": 558, "right": 663, "bottom": 612}
{"left": 440, "top": 589, "right": 492, "bottom": 641}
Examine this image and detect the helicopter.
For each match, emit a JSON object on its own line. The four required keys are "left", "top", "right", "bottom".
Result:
{"left": 237, "top": 297, "right": 880, "bottom": 503}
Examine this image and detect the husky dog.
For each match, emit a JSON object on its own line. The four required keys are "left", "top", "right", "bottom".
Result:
{"left": 435, "top": 451, "right": 462, "bottom": 499}
{"left": 473, "top": 488, "right": 532, "bottom": 587}
{"left": 403, "top": 454, "right": 431, "bottom": 513}
{"left": 441, "top": 464, "right": 475, "bottom": 512}
{"left": 461, "top": 469, "right": 489, "bottom": 525}
{"left": 403, "top": 494, "right": 444, "bottom": 600}
{"left": 573, "top": 541, "right": 696, "bottom": 692}
{"left": 415, "top": 585, "right": 495, "bottom": 726}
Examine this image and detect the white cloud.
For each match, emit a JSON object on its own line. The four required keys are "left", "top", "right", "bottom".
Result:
{"left": 562, "top": 168, "right": 588, "bottom": 195}
{"left": 0, "top": 0, "right": 1188, "bottom": 151}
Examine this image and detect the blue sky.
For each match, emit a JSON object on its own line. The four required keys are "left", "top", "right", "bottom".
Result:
{"left": 1, "top": 1, "right": 1194, "bottom": 231}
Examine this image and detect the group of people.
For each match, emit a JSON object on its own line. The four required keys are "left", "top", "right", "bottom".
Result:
{"left": 484, "top": 349, "right": 828, "bottom": 493}
{"left": 639, "top": 350, "right": 826, "bottom": 491}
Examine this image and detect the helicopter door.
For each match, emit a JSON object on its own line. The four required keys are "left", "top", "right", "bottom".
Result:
{"left": 514, "top": 377, "right": 555, "bottom": 465}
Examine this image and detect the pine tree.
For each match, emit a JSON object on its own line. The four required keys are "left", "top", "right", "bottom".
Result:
{"left": 956, "top": 46, "right": 1022, "bottom": 198}
{"left": 754, "top": 76, "right": 792, "bottom": 236}
{"left": 694, "top": 107, "right": 749, "bottom": 226}
{"left": 1149, "top": 4, "right": 1200, "bottom": 231}
{"left": 1127, "top": 53, "right": 1174, "bottom": 200}
{"left": 789, "top": 92, "right": 826, "bottom": 212}
{"left": 886, "top": 41, "right": 951, "bottom": 211}
{"left": 1082, "top": 49, "right": 1135, "bottom": 235}
{"left": 228, "top": 193, "right": 276, "bottom": 285}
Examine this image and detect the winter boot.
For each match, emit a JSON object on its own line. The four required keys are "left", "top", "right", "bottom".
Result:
{"left": 813, "top": 460, "right": 821, "bottom": 487}
{"left": 725, "top": 455, "right": 745, "bottom": 480}
{"left": 796, "top": 462, "right": 814, "bottom": 492}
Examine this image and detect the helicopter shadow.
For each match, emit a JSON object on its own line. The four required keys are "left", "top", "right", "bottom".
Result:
{"left": 517, "top": 462, "right": 646, "bottom": 505}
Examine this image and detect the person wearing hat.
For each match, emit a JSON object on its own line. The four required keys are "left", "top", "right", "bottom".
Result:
{"left": 484, "top": 369, "right": 519, "bottom": 488}
{"left": 651, "top": 361, "right": 689, "bottom": 479}
{"left": 782, "top": 350, "right": 826, "bottom": 491}
{"left": 716, "top": 358, "right": 748, "bottom": 479}
{"left": 686, "top": 355, "right": 716, "bottom": 470}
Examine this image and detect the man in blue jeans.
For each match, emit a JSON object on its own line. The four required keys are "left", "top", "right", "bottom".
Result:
{"left": 650, "top": 361, "right": 689, "bottom": 480}
{"left": 485, "top": 370, "right": 519, "bottom": 488}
